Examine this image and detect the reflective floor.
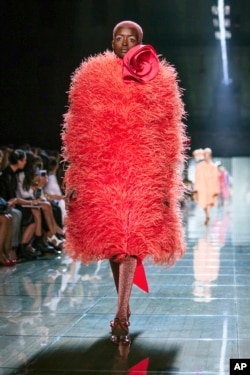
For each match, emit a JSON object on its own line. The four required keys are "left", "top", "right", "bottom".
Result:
{"left": 0, "top": 201, "right": 249, "bottom": 374}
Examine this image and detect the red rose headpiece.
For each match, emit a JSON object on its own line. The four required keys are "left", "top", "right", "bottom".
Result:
{"left": 123, "top": 44, "right": 159, "bottom": 83}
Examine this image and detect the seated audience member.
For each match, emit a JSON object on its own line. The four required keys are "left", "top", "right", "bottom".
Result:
{"left": 44, "top": 156, "right": 66, "bottom": 225}
{"left": 33, "top": 152, "right": 63, "bottom": 231}
{"left": 33, "top": 170, "right": 65, "bottom": 241}
{"left": 0, "top": 200, "right": 16, "bottom": 266}
{"left": 0, "top": 149, "right": 4, "bottom": 175}
{"left": 0, "top": 147, "right": 13, "bottom": 173}
{"left": 16, "top": 151, "right": 64, "bottom": 251}
{"left": 1, "top": 149, "right": 23, "bottom": 254}
{"left": 0, "top": 149, "right": 40, "bottom": 260}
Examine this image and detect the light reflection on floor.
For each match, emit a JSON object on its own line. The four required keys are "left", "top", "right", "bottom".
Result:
{"left": 0, "top": 202, "right": 249, "bottom": 374}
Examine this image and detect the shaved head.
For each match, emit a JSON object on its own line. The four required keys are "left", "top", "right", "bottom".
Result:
{"left": 113, "top": 20, "right": 143, "bottom": 43}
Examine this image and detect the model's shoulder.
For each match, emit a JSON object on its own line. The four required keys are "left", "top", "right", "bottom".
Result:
{"left": 69, "top": 50, "right": 122, "bottom": 89}
{"left": 158, "top": 57, "right": 178, "bottom": 77}
{"left": 77, "top": 50, "right": 118, "bottom": 72}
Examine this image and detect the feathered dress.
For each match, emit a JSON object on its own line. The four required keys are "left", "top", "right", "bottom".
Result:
{"left": 194, "top": 160, "right": 220, "bottom": 209}
{"left": 62, "top": 50, "right": 186, "bottom": 266}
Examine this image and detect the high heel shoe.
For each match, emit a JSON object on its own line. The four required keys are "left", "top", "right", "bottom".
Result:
{"left": 110, "top": 317, "right": 131, "bottom": 345}
{"left": 204, "top": 216, "right": 210, "bottom": 225}
{"left": 0, "top": 259, "right": 16, "bottom": 267}
{"left": 55, "top": 233, "right": 65, "bottom": 241}
{"left": 47, "top": 235, "right": 63, "bottom": 250}
{"left": 17, "top": 244, "right": 39, "bottom": 261}
{"left": 127, "top": 307, "right": 131, "bottom": 320}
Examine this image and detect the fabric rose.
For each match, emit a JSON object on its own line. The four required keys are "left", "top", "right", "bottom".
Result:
{"left": 123, "top": 44, "right": 160, "bottom": 83}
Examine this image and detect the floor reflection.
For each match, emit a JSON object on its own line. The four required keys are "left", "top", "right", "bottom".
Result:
{"left": 193, "top": 225, "right": 221, "bottom": 303}
{"left": 9, "top": 337, "right": 180, "bottom": 375}
{"left": 1, "top": 202, "right": 250, "bottom": 374}
{"left": 192, "top": 209, "right": 231, "bottom": 303}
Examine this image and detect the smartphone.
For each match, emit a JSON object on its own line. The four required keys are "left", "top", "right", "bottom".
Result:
{"left": 35, "top": 188, "right": 42, "bottom": 199}
{"left": 40, "top": 170, "right": 47, "bottom": 177}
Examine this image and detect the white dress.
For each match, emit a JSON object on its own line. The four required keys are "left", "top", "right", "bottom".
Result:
{"left": 16, "top": 171, "right": 34, "bottom": 199}
{"left": 44, "top": 174, "right": 66, "bottom": 223}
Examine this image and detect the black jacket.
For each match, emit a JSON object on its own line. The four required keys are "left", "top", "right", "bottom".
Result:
{"left": 0, "top": 166, "right": 18, "bottom": 200}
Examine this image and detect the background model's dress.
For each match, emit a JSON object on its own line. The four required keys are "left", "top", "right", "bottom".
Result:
{"left": 194, "top": 160, "right": 220, "bottom": 209}
{"left": 62, "top": 51, "right": 186, "bottom": 265}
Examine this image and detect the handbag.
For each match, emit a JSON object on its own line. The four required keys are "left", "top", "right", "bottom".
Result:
{"left": 0, "top": 196, "right": 9, "bottom": 214}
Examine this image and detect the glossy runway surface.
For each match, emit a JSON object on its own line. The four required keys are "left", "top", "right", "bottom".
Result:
{"left": 0, "top": 202, "right": 249, "bottom": 374}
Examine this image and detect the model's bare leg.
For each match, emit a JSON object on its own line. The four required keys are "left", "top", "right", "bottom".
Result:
{"left": 21, "top": 223, "right": 36, "bottom": 244}
{"left": 116, "top": 256, "right": 136, "bottom": 320}
{"left": 31, "top": 208, "right": 42, "bottom": 236}
{"left": 204, "top": 206, "right": 210, "bottom": 225}
{"left": 109, "top": 259, "right": 119, "bottom": 292}
{"left": 110, "top": 256, "right": 136, "bottom": 345}
{"left": 110, "top": 258, "right": 134, "bottom": 318}
{"left": 40, "top": 202, "right": 56, "bottom": 235}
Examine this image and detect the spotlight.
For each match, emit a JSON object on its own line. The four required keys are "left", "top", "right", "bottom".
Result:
{"left": 211, "top": 1, "right": 232, "bottom": 85}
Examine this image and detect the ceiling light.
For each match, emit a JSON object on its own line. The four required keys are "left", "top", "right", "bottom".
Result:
{"left": 217, "top": 0, "right": 232, "bottom": 84}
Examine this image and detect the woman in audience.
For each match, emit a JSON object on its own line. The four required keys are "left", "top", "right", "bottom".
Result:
{"left": 0, "top": 149, "right": 39, "bottom": 260}
{"left": 16, "top": 151, "right": 64, "bottom": 251}
{"left": 0, "top": 149, "right": 4, "bottom": 175}
{"left": 44, "top": 156, "right": 66, "bottom": 225}
{"left": 0, "top": 207, "right": 16, "bottom": 266}
{"left": 1, "top": 149, "right": 23, "bottom": 258}
{"left": 0, "top": 147, "right": 12, "bottom": 172}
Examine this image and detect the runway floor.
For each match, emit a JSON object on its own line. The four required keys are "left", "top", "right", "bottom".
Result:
{"left": 0, "top": 202, "right": 249, "bottom": 374}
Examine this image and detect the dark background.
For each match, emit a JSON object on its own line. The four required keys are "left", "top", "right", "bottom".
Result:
{"left": 1, "top": 0, "right": 250, "bottom": 156}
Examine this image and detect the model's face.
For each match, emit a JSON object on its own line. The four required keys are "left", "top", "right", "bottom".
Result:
{"left": 112, "top": 26, "right": 139, "bottom": 58}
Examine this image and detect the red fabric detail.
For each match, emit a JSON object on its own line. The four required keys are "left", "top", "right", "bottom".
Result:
{"left": 129, "top": 357, "right": 149, "bottom": 375}
{"left": 123, "top": 44, "right": 159, "bottom": 83}
{"left": 133, "top": 258, "right": 149, "bottom": 293}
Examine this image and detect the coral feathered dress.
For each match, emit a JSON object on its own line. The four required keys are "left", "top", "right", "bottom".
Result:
{"left": 62, "top": 48, "right": 186, "bottom": 267}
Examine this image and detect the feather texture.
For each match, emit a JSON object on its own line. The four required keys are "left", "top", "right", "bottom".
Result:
{"left": 62, "top": 51, "right": 187, "bottom": 265}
